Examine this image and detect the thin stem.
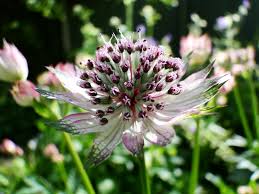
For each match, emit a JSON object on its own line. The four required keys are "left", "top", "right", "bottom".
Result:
{"left": 233, "top": 86, "right": 253, "bottom": 146}
{"left": 63, "top": 132, "right": 96, "bottom": 194}
{"left": 189, "top": 119, "right": 201, "bottom": 194}
{"left": 57, "top": 162, "right": 72, "bottom": 194}
{"left": 247, "top": 72, "right": 259, "bottom": 138}
{"left": 125, "top": 0, "right": 134, "bottom": 31}
{"left": 137, "top": 149, "right": 151, "bottom": 194}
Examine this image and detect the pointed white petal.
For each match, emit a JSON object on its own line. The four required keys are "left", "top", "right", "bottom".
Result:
{"left": 36, "top": 89, "right": 105, "bottom": 111}
{"left": 53, "top": 113, "right": 106, "bottom": 134}
{"left": 143, "top": 119, "right": 174, "bottom": 146}
{"left": 86, "top": 115, "right": 126, "bottom": 166}
{"left": 156, "top": 74, "right": 230, "bottom": 122}
{"left": 47, "top": 67, "right": 90, "bottom": 100}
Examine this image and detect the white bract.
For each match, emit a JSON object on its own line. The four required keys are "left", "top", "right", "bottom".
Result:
{"left": 37, "top": 33, "right": 229, "bottom": 166}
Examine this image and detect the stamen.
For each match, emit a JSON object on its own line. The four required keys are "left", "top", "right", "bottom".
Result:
{"left": 123, "top": 112, "right": 131, "bottom": 120}
{"left": 155, "top": 103, "right": 164, "bottom": 110}
{"left": 111, "top": 86, "right": 120, "bottom": 96}
{"left": 155, "top": 83, "right": 163, "bottom": 91}
{"left": 80, "top": 81, "right": 91, "bottom": 89}
{"left": 106, "top": 106, "right": 115, "bottom": 113}
{"left": 96, "top": 110, "right": 105, "bottom": 118}
{"left": 80, "top": 72, "right": 89, "bottom": 80}
{"left": 124, "top": 81, "right": 133, "bottom": 90}
{"left": 100, "top": 117, "right": 108, "bottom": 125}
{"left": 138, "top": 110, "right": 147, "bottom": 118}
{"left": 88, "top": 89, "right": 97, "bottom": 96}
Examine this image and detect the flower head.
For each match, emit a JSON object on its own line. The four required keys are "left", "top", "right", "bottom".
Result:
{"left": 0, "top": 40, "right": 28, "bottom": 82}
{"left": 180, "top": 33, "right": 212, "bottom": 65}
{"left": 37, "top": 32, "right": 229, "bottom": 165}
{"left": 11, "top": 80, "right": 40, "bottom": 107}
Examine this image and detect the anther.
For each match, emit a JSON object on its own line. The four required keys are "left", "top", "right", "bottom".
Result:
{"left": 106, "top": 106, "right": 115, "bottom": 113}
{"left": 111, "top": 86, "right": 120, "bottom": 96}
{"left": 155, "top": 103, "right": 164, "bottom": 110}
{"left": 86, "top": 59, "right": 94, "bottom": 70}
{"left": 88, "top": 89, "right": 97, "bottom": 96}
{"left": 138, "top": 110, "right": 147, "bottom": 118}
{"left": 124, "top": 81, "right": 133, "bottom": 90}
{"left": 96, "top": 110, "right": 105, "bottom": 118}
{"left": 155, "top": 83, "right": 163, "bottom": 91}
{"left": 111, "top": 73, "right": 120, "bottom": 84}
{"left": 100, "top": 118, "right": 108, "bottom": 125}
{"left": 80, "top": 81, "right": 91, "bottom": 88}
{"left": 123, "top": 112, "right": 131, "bottom": 120}
{"left": 80, "top": 72, "right": 89, "bottom": 80}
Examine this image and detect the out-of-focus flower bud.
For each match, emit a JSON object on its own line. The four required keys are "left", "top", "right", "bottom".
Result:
{"left": 216, "top": 95, "right": 228, "bottom": 106}
{"left": 213, "top": 46, "right": 256, "bottom": 76}
{"left": 237, "top": 185, "right": 255, "bottom": 194}
{"left": 180, "top": 33, "right": 212, "bottom": 65}
{"left": 214, "top": 67, "right": 235, "bottom": 94}
{"left": 43, "top": 144, "right": 64, "bottom": 163}
{"left": 11, "top": 80, "right": 40, "bottom": 107}
{"left": 0, "top": 40, "right": 28, "bottom": 82}
{"left": 0, "top": 139, "right": 24, "bottom": 156}
{"left": 37, "top": 63, "right": 76, "bottom": 87}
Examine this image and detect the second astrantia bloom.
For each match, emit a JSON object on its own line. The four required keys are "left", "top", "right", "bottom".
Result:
{"left": 37, "top": 33, "right": 229, "bottom": 165}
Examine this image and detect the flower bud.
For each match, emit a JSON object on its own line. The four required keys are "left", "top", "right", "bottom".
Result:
{"left": 11, "top": 80, "right": 40, "bottom": 107}
{"left": 0, "top": 40, "right": 28, "bottom": 82}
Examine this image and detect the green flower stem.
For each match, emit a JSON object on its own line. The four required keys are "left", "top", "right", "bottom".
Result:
{"left": 57, "top": 162, "right": 72, "bottom": 194}
{"left": 189, "top": 119, "right": 201, "bottom": 194}
{"left": 137, "top": 149, "right": 151, "bottom": 194}
{"left": 63, "top": 132, "right": 96, "bottom": 194}
{"left": 125, "top": 0, "right": 134, "bottom": 31}
{"left": 233, "top": 86, "right": 253, "bottom": 146}
{"left": 247, "top": 72, "right": 259, "bottom": 138}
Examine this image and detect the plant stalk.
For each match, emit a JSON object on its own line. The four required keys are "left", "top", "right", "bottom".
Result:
{"left": 137, "top": 149, "right": 151, "bottom": 194}
{"left": 247, "top": 72, "right": 259, "bottom": 138}
{"left": 233, "top": 86, "right": 253, "bottom": 146}
{"left": 125, "top": 0, "right": 134, "bottom": 31}
{"left": 189, "top": 119, "right": 201, "bottom": 194}
{"left": 63, "top": 132, "right": 96, "bottom": 194}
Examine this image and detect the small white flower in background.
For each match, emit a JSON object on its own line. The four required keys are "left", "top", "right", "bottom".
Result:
{"left": 0, "top": 40, "right": 28, "bottom": 82}
{"left": 37, "top": 32, "right": 229, "bottom": 166}
{"left": 37, "top": 63, "right": 76, "bottom": 88}
{"left": 180, "top": 33, "right": 212, "bottom": 65}
{"left": 0, "top": 139, "right": 24, "bottom": 156}
{"left": 11, "top": 80, "right": 40, "bottom": 107}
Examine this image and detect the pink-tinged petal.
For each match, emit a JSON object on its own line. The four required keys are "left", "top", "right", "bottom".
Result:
{"left": 122, "top": 131, "right": 144, "bottom": 155}
{"left": 55, "top": 113, "right": 109, "bottom": 135}
{"left": 86, "top": 116, "right": 126, "bottom": 166}
{"left": 46, "top": 66, "right": 90, "bottom": 99}
{"left": 143, "top": 119, "right": 174, "bottom": 146}
{"left": 164, "top": 74, "right": 229, "bottom": 111}
{"left": 36, "top": 89, "right": 106, "bottom": 111}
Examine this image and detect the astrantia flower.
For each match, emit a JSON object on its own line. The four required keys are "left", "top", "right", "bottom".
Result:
{"left": 0, "top": 40, "right": 28, "bottom": 82}
{"left": 37, "top": 33, "right": 229, "bottom": 165}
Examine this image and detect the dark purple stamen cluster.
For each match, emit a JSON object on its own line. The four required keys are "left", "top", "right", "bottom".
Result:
{"left": 78, "top": 34, "right": 185, "bottom": 125}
